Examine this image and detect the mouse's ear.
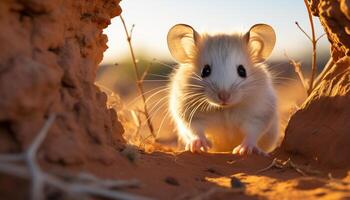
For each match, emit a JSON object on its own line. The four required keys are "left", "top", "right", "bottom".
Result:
{"left": 167, "top": 24, "right": 199, "bottom": 63}
{"left": 246, "top": 24, "right": 276, "bottom": 63}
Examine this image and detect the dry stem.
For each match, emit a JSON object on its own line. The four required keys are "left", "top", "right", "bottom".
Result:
{"left": 0, "top": 114, "right": 151, "bottom": 200}
{"left": 292, "top": 18, "right": 325, "bottom": 95}
{"left": 303, "top": 0, "right": 317, "bottom": 95}
{"left": 257, "top": 158, "right": 322, "bottom": 176}
{"left": 291, "top": 1, "right": 328, "bottom": 95}
{"left": 119, "top": 15, "right": 155, "bottom": 138}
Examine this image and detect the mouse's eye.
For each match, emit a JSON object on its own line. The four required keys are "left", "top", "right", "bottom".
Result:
{"left": 201, "top": 64, "right": 211, "bottom": 78}
{"left": 237, "top": 65, "right": 246, "bottom": 78}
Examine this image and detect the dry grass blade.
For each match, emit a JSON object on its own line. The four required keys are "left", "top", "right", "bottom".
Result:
{"left": 285, "top": 159, "right": 322, "bottom": 176}
{"left": 295, "top": 21, "right": 312, "bottom": 42}
{"left": 119, "top": 14, "right": 156, "bottom": 138}
{"left": 284, "top": 52, "right": 309, "bottom": 93}
{"left": 316, "top": 33, "right": 326, "bottom": 42}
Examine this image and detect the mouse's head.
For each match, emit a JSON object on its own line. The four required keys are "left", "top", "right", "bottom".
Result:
{"left": 167, "top": 24, "right": 276, "bottom": 108}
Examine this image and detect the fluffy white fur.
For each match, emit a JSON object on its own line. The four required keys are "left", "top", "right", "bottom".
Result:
{"left": 167, "top": 24, "right": 279, "bottom": 154}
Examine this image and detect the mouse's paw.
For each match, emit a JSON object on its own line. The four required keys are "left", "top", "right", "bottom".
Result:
{"left": 185, "top": 137, "right": 211, "bottom": 153}
{"left": 232, "top": 143, "right": 267, "bottom": 156}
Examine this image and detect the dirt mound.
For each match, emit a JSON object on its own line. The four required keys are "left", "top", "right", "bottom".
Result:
{"left": 282, "top": 57, "right": 350, "bottom": 168}
{"left": 0, "top": 0, "right": 124, "bottom": 165}
{"left": 310, "top": 0, "right": 350, "bottom": 60}
{"left": 281, "top": 0, "right": 350, "bottom": 168}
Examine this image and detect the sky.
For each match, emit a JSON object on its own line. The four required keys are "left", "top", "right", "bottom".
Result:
{"left": 102, "top": 0, "right": 329, "bottom": 65}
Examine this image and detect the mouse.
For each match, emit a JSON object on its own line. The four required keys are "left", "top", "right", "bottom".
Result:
{"left": 167, "top": 23, "right": 280, "bottom": 155}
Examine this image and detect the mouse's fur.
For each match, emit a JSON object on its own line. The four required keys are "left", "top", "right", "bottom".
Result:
{"left": 167, "top": 24, "right": 279, "bottom": 154}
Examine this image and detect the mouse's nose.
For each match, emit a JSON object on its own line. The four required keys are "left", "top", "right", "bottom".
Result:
{"left": 218, "top": 91, "right": 230, "bottom": 102}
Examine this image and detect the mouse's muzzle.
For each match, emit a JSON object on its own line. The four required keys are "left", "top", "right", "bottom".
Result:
{"left": 217, "top": 90, "right": 231, "bottom": 105}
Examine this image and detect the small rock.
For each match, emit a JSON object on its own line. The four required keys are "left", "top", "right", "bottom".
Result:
{"left": 120, "top": 145, "right": 140, "bottom": 163}
{"left": 230, "top": 176, "right": 245, "bottom": 189}
{"left": 206, "top": 167, "right": 222, "bottom": 175}
{"left": 164, "top": 176, "right": 179, "bottom": 186}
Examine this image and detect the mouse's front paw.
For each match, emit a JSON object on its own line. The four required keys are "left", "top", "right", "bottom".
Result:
{"left": 185, "top": 137, "right": 211, "bottom": 153}
{"left": 232, "top": 143, "right": 267, "bottom": 156}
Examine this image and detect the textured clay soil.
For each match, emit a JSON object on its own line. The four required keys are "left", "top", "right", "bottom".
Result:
{"left": 2, "top": 148, "right": 349, "bottom": 200}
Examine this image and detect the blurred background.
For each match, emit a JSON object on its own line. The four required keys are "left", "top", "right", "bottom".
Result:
{"left": 96, "top": 0, "right": 330, "bottom": 146}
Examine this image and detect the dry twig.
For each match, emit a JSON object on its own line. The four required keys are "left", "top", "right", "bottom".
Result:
{"left": 0, "top": 114, "right": 152, "bottom": 200}
{"left": 257, "top": 158, "right": 322, "bottom": 176}
{"left": 119, "top": 15, "right": 155, "bottom": 138}
{"left": 284, "top": 52, "right": 309, "bottom": 92}
{"left": 289, "top": 1, "right": 328, "bottom": 95}
{"left": 303, "top": 0, "right": 317, "bottom": 94}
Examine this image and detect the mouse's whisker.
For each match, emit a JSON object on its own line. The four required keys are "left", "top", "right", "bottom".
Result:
{"left": 137, "top": 104, "right": 167, "bottom": 130}
{"left": 180, "top": 97, "right": 205, "bottom": 116}
{"left": 156, "top": 110, "right": 171, "bottom": 137}
{"left": 272, "top": 77, "right": 297, "bottom": 82}
{"left": 142, "top": 80, "right": 170, "bottom": 83}
{"left": 147, "top": 73, "right": 171, "bottom": 79}
{"left": 190, "top": 72, "right": 202, "bottom": 80}
{"left": 184, "top": 97, "right": 201, "bottom": 120}
{"left": 182, "top": 84, "right": 204, "bottom": 88}
{"left": 199, "top": 100, "right": 211, "bottom": 112}
{"left": 126, "top": 85, "right": 169, "bottom": 106}
{"left": 142, "top": 98, "right": 169, "bottom": 126}
{"left": 152, "top": 59, "right": 177, "bottom": 69}
{"left": 149, "top": 100, "right": 169, "bottom": 117}
{"left": 139, "top": 105, "right": 168, "bottom": 130}
{"left": 181, "top": 95, "right": 206, "bottom": 120}
{"left": 188, "top": 76, "right": 203, "bottom": 82}
{"left": 188, "top": 97, "right": 207, "bottom": 128}
{"left": 147, "top": 95, "right": 169, "bottom": 114}
{"left": 181, "top": 94, "right": 206, "bottom": 108}
{"left": 266, "top": 62, "right": 286, "bottom": 69}
{"left": 145, "top": 87, "right": 171, "bottom": 104}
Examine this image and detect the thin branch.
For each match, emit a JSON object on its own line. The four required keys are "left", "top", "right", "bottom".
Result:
{"left": 256, "top": 158, "right": 279, "bottom": 173}
{"left": 303, "top": 0, "right": 317, "bottom": 95}
{"left": 316, "top": 33, "right": 326, "bottom": 42}
{"left": 119, "top": 15, "right": 156, "bottom": 138}
{"left": 129, "top": 24, "right": 135, "bottom": 39}
{"left": 0, "top": 163, "right": 29, "bottom": 177}
{"left": 256, "top": 158, "right": 322, "bottom": 176}
{"left": 27, "top": 114, "right": 56, "bottom": 200}
{"left": 0, "top": 154, "right": 24, "bottom": 162}
{"left": 295, "top": 21, "right": 312, "bottom": 42}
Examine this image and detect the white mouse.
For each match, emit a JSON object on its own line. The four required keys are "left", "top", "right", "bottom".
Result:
{"left": 167, "top": 23, "right": 279, "bottom": 155}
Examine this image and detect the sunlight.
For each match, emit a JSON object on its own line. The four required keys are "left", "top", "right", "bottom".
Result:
{"left": 102, "top": 0, "right": 330, "bottom": 65}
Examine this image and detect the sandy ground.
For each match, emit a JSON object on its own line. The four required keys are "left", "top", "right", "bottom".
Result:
{"left": 1, "top": 149, "right": 349, "bottom": 200}
{"left": 49, "top": 150, "right": 350, "bottom": 200}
